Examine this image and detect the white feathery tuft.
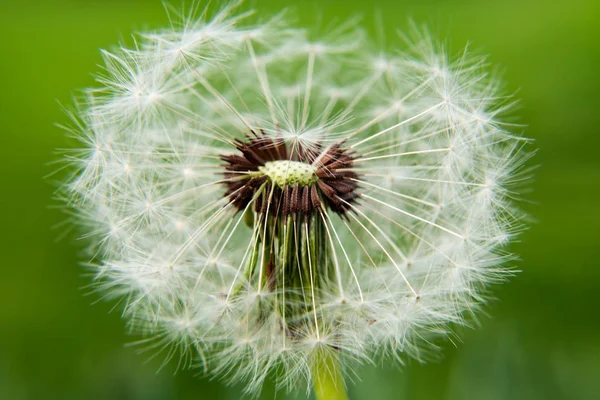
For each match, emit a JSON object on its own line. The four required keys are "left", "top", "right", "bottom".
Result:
{"left": 57, "top": 2, "right": 532, "bottom": 395}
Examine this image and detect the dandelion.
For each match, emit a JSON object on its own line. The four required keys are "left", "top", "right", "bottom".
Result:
{"left": 58, "top": 2, "right": 533, "bottom": 399}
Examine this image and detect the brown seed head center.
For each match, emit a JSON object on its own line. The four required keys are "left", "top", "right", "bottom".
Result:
{"left": 221, "top": 130, "right": 360, "bottom": 218}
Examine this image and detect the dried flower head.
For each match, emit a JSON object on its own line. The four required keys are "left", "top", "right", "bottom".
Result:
{"left": 59, "top": 1, "right": 532, "bottom": 396}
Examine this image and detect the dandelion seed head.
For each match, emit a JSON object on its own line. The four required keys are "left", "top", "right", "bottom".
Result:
{"left": 58, "top": 1, "right": 532, "bottom": 395}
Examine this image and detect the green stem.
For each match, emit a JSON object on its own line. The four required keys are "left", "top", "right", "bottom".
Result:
{"left": 312, "top": 351, "right": 348, "bottom": 400}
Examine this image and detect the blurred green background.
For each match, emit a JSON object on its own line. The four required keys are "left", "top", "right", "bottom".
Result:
{"left": 1, "top": 0, "right": 598, "bottom": 399}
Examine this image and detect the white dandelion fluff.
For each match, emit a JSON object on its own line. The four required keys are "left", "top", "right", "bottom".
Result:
{"left": 59, "top": 2, "right": 533, "bottom": 398}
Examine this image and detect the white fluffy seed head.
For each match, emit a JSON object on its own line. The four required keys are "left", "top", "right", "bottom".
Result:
{"left": 58, "top": 2, "right": 532, "bottom": 395}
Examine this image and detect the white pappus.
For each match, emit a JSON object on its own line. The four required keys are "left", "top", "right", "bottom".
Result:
{"left": 58, "top": 1, "right": 533, "bottom": 396}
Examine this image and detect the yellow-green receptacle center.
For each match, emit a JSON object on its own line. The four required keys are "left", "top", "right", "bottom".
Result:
{"left": 259, "top": 160, "right": 318, "bottom": 188}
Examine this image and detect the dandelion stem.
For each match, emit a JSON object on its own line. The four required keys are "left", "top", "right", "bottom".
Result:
{"left": 312, "top": 351, "right": 348, "bottom": 400}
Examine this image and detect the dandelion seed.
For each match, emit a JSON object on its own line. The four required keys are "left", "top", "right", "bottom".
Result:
{"left": 58, "top": 2, "right": 532, "bottom": 398}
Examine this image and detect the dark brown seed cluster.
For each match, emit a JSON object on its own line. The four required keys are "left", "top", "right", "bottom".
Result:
{"left": 221, "top": 130, "right": 360, "bottom": 218}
